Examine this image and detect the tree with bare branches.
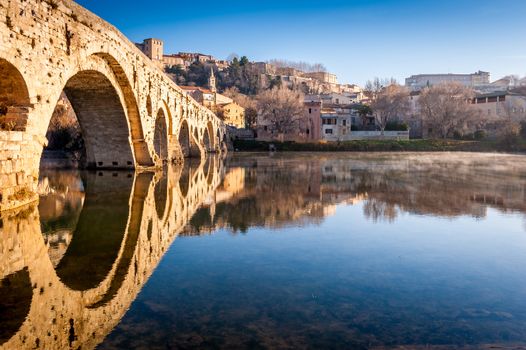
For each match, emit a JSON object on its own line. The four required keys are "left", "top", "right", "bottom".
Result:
{"left": 257, "top": 87, "right": 305, "bottom": 139}
{"left": 418, "top": 82, "right": 480, "bottom": 138}
{"left": 367, "top": 82, "right": 410, "bottom": 133}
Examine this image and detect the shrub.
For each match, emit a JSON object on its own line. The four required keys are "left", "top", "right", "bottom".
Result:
{"left": 453, "top": 130, "right": 463, "bottom": 140}
{"left": 385, "top": 121, "right": 409, "bottom": 131}
{"left": 474, "top": 130, "right": 487, "bottom": 140}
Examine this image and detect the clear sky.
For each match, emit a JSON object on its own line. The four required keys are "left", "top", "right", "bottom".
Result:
{"left": 75, "top": 0, "right": 526, "bottom": 86}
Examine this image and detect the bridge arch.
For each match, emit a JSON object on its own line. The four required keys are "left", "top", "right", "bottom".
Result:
{"left": 153, "top": 107, "right": 168, "bottom": 162}
{"left": 59, "top": 69, "right": 135, "bottom": 169}
{"left": 0, "top": 58, "right": 31, "bottom": 131}
{"left": 178, "top": 119, "right": 200, "bottom": 158}
{"left": 203, "top": 127, "right": 211, "bottom": 153}
{"left": 206, "top": 121, "right": 216, "bottom": 152}
{"left": 92, "top": 53, "right": 153, "bottom": 167}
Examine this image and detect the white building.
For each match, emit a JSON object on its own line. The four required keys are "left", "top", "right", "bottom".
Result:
{"left": 321, "top": 106, "right": 352, "bottom": 141}
{"left": 405, "top": 71, "right": 490, "bottom": 91}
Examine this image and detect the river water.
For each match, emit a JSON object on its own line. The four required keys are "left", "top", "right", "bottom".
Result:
{"left": 2, "top": 152, "right": 526, "bottom": 349}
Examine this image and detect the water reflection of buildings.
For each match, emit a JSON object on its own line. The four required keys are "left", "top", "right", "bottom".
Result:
{"left": 0, "top": 155, "right": 225, "bottom": 349}
{"left": 2, "top": 153, "right": 526, "bottom": 349}
{"left": 188, "top": 153, "right": 526, "bottom": 235}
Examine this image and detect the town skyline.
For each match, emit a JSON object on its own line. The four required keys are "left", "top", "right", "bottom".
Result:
{"left": 75, "top": 0, "right": 526, "bottom": 86}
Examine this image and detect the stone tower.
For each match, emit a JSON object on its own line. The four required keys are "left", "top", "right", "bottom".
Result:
{"left": 208, "top": 67, "right": 217, "bottom": 93}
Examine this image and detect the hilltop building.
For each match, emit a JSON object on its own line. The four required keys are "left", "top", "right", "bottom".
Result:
{"left": 304, "top": 72, "right": 338, "bottom": 84}
{"left": 135, "top": 38, "right": 228, "bottom": 71}
{"left": 405, "top": 71, "right": 490, "bottom": 91}
{"left": 135, "top": 38, "right": 164, "bottom": 67}
{"left": 181, "top": 70, "right": 246, "bottom": 128}
{"left": 162, "top": 54, "right": 185, "bottom": 69}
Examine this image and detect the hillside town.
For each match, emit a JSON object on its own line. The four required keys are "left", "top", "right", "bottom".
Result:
{"left": 137, "top": 37, "right": 526, "bottom": 144}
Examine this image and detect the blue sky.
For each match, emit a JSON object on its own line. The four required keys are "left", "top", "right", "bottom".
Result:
{"left": 76, "top": 0, "right": 526, "bottom": 86}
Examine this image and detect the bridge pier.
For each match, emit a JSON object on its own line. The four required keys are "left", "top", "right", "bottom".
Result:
{"left": 0, "top": 132, "right": 45, "bottom": 211}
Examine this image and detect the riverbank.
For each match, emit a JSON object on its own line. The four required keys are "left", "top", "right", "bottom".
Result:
{"left": 233, "top": 139, "right": 526, "bottom": 153}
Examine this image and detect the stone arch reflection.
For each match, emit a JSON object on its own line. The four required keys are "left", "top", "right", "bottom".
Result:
{"left": 154, "top": 168, "right": 168, "bottom": 220}
{"left": 1, "top": 154, "right": 226, "bottom": 349}
{"left": 0, "top": 268, "right": 32, "bottom": 346}
{"left": 54, "top": 171, "right": 134, "bottom": 291}
{"left": 87, "top": 172, "right": 153, "bottom": 308}
{"left": 179, "top": 158, "right": 202, "bottom": 199}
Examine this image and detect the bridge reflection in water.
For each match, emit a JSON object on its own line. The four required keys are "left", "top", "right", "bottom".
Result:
{"left": 0, "top": 155, "right": 225, "bottom": 350}
{"left": 2, "top": 153, "right": 526, "bottom": 349}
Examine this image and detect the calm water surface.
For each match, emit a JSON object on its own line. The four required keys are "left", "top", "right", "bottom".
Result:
{"left": 2, "top": 153, "right": 526, "bottom": 349}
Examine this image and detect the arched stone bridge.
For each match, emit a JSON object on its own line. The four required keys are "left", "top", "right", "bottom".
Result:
{"left": 0, "top": 155, "right": 228, "bottom": 349}
{"left": 0, "top": 0, "right": 227, "bottom": 211}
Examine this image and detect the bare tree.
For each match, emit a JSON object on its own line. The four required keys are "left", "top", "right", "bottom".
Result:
{"left": 363, "top": 77, "right": 398, "bottom": 101}
{"left": 497, "top": 95, "right": 526, "bottom": 138}
{"left": 369, "top": 84, "right": 410, "bottom": 132}
{"left": 257, "top": 87, "right": 305, "bottom": 139}
{"left": 418, "top": 82, "right": 480, "bottom": 138}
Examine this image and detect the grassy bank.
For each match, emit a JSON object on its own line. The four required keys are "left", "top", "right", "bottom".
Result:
{"left": 233, "top": 139, "right": 526, "bottom": 153}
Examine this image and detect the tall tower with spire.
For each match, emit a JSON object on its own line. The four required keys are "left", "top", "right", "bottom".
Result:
{"left": 208, "top": 67, "right": 217, "bottom": 93}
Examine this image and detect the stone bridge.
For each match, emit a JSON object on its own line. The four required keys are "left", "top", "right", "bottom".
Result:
{"left": 0, "top": 0, "right": 228, "bottom": 211}
{"left": 0, "top": 155, "right": 228, "bottom": 349}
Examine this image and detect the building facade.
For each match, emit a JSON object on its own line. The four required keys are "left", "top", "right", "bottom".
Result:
{"left": 219, "top": 102, "right": 245, "bottom": 129}
{"left": 181, "top": 71, "right": 246, "bottom": 129}
{"left": 320, "top": 106, "right": 352, "bottom": 141}
{"left": 470, "top": 91, "right": 526, "bottom": 136}
{"left": 304, "top": 72, "right": 338, "bottom": 84}
{"left": 162, "top": 54, "right": 185, "bottom": 68}
{"left": 135, "top": 38, "right": 164, "bottom": 67}
{"left": 405, "top": 71, "right": 490, "bottom": 91}
{"left": 304, "top": 101, "right": 322, "bottom": 141}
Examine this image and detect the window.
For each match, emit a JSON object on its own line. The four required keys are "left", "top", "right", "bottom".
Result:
{"left": 342, "top": 120, "right": 347, "bottom": 126}
{"left": 306, "top": 128, "right": 310, "bottom": 135}
{"left": 309, "top": 108, "right": 312, "bottom": 114}
{"left": 325, "top": 128, "right": 333, "bottom": 134}
{"left": 264, "top": 126, "right": 268, "bottom": 131}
